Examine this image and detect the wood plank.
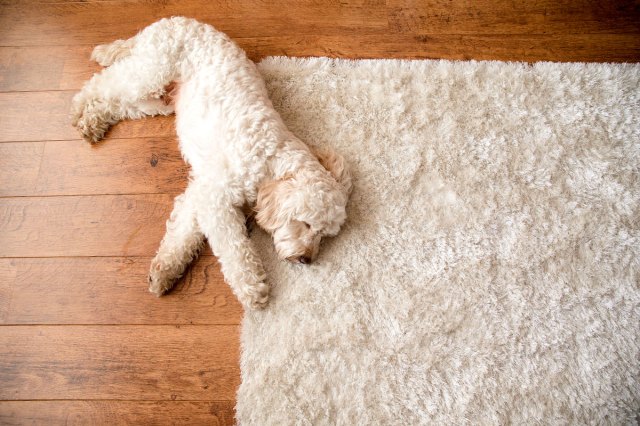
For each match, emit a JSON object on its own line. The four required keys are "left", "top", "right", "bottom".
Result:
{"left": 387, "top": 0, "right": 640, "bottom": 35}
{"left": 36, "top": 137, "right": 187, "bottom": 195}
{"left": 0, "top": 194, "right": 179, "bottom": 257}
{"left": 0, "top": 45, "right": 98, "bottom": 92}
{"left": 0, "top": 91, "right": 78, "bottom": 142}
{"left": 0, "top": 142, "right": 45, "bottom": 196}
{"left": 0, "top": 0, "right": 387, "bottom": 46}
{"left": 0, "top": 138, "right": 188, "bottom": 197}
{"left": 0, "top": 257, "right": 242, "bottom": 325}
{"left": 0, "top": 325, "right": 240, "bottom": 400}
{"left": 0, "top": 194, "right": 220, "bottom": 257}
{"left": 0, "top": 91, "right": 175, "bottom": 142}
{"left": 0, "top": 0, "right": 636, "bottom": 50}
{"left": 2, "top": 33, "right": 640, "bottom": 94}
{"left": 244, "top": 33, "right": 640, "bottom": 63}
{"left": 0, "top": 259, "right": 17, "bottom": 323}
{"left": 0, "top": 401, "right": 235, "bottom": 426}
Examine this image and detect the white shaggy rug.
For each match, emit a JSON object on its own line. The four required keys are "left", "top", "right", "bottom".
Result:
{"left": 238, "top": 58, "right": 640, "bottom": 424}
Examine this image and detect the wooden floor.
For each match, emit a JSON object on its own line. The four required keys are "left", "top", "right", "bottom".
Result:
{"left": 0, "top": 1, "right": 638, "bottom": 424}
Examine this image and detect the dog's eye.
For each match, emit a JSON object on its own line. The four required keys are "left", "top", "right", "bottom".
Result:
{"left": 303, "top": 222, "right": 311, "bottom": 230}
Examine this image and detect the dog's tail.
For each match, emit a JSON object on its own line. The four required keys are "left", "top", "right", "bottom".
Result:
{"left": 91, "top": 37, "right": 136, "bottom": 67}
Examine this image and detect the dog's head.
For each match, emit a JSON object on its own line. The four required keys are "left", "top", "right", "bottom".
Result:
{"left": 255, "top": 147, "right": 352, "bottom": 264}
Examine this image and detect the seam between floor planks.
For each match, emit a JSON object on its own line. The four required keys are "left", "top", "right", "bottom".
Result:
{"left": 0, "top": 324, "right": 237, "bottom": 326}
{"left": 0, "top": 255, "right": 213, "bottom": 258}
{"left": 0, "top": 399, "right": 236, "bottom": 402}
{"left": 0, "top": 193, "right": 182, "bottom": 198}
{"left": 0, "top": 138, "right": 166, "bottom": 143}
{"left": 0, "top": 31, "right": 635, "bottom": 47}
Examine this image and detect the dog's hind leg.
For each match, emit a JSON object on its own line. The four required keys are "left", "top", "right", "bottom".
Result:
{"left": 149, "top": 186, "right": 205, "bottom": 296}
{"left": 194, "top": 186, "right": 270, "bottom": 310}
{"left": 71, "top": 43, "right": 177, "bottom": 143}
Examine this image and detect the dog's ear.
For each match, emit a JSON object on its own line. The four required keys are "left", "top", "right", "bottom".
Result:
{"left": 311, "top": 147, "right": 353, "bottom": 195}
{"left": 255, "top": 180, "right": 281, "bottom": 231}
{"left": 255, "top": 177, "right": 292, "bottom": 232}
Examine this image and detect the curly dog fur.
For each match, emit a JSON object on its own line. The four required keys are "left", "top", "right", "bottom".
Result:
{"left": 71, "top": 17, "right": 352, "bottom": 309}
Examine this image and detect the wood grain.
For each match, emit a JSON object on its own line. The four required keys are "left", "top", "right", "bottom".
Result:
{"left": 0, "top": 259, "right": 17, "bottom": 323}
{"left": 0, "top": 1, "right": 637, "bottom": 47}
{"left": 0, "top": 45, "right": 98, "bottom": 92}
{"left": 0, "top": 47, "right": 61, "bottom": 91}
{"left": 0, "top": 257, "right": 242, "bottom": 325}
{"left": 0, "top": 138, "right": 188, "bottom": 197}
{"left": 0, "top": 91, "right": 175, "bottom": 142}
{"left": 387, "top": 0, "right": 640, "bottom": 34}
{"left": 0, "top": 193, "right": 224, "bottom": 255}
{"left": 0, "top": 142, "right": 45, "bottom": 196}
{"left": 243, "top": 33, "right": 640, "bottom": 63}
{"left": 0, "top": 325, "right": 240, "bottom": 400}
{"left": 0, "top": 401, "right": 235, "bottom": 426}
{"left": 0, "top": 194, "right": 175, "bottom": 257}
{"left": 0, "top": 0, "right": 387, "bottom": 46}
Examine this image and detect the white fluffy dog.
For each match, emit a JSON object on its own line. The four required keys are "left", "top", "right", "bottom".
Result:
{"left": 71, "top": 17, "right": 352, "bottom": 310}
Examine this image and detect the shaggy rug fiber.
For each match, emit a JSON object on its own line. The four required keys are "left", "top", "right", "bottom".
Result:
{"left": 237, "top": 58, "right": 640, "bottom": 424}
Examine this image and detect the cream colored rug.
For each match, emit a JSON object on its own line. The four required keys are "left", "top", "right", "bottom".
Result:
{"left": 237, "top": 58, "right": 640, "bottom": 424}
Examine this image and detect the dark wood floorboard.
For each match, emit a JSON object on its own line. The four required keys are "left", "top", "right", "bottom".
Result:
{"left": 0, "top": 138, "right": 188, "bottom": 196}
{"left": 0, "top": 257, "right": 240, "bottom": 325}
{"left": 0, "top": 0, "right": 637, "bottom": 423}
{"left": 0, "top": 401, "right": 235, "bottom": 426}
{"left": 1, "top": 194, "right": 175, "bottom": 257}
{"left": 0, "top": 326, "right": 240, "bottom": 400}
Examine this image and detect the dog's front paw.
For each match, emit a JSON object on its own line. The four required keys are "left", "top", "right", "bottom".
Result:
{"left": 239, "top": 282, "right": 270, "bottom": 310}
{"left": 148, "top": 260, "right": 176, "bottom": 297}
{"left": 70, "top": 95, "right": 111, "bottom": 143}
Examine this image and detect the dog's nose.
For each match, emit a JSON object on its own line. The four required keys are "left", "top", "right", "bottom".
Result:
{"left": 298, "top": 256, "right": 311, "bottom": 264}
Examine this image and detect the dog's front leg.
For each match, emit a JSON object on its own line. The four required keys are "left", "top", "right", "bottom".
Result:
{"left": 196, "top": 197, "right": 270, "bottom": 310}
{"left": 149, "top": 186, "right": 204, "bottom": 296}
